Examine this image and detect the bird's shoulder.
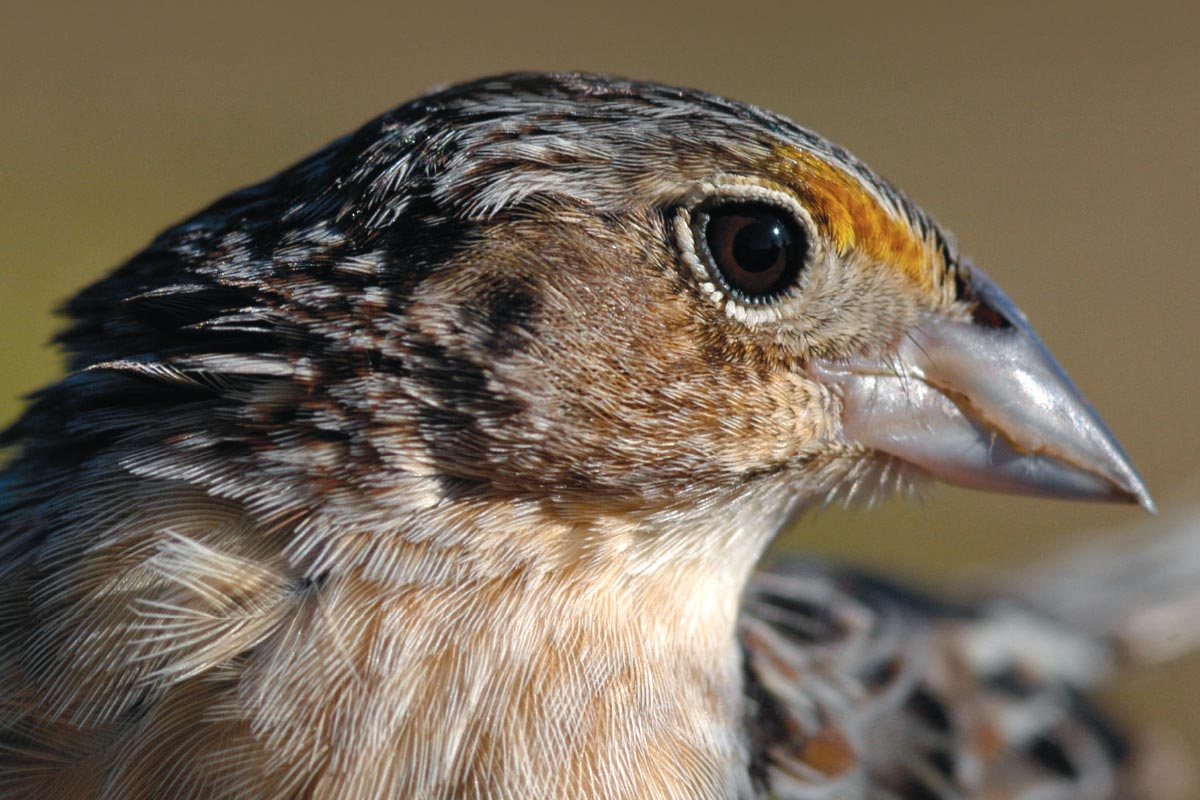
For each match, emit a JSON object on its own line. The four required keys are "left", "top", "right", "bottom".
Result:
{"left": 740, "top": 560, "right": 1131, "bottom": 799}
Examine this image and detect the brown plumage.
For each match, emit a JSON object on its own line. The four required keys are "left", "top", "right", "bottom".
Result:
{"left": 0, "top": 73, "right": 1188, "bottom": 798}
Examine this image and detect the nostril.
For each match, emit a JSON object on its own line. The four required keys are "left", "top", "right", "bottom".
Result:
{"left": 954, "top": 268, "right": 1013, "bottom": 330}
{"left": 970, "top": 300, "right": 1013, "bottom": 330}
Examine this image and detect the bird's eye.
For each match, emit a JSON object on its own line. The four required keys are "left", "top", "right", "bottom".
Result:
{"left": 693, "top": 203, "right": 808, "bottom": 304}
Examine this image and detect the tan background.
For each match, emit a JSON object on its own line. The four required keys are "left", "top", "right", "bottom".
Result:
{"left": 4, "top": 0, "right": 1199, "bottom": 771}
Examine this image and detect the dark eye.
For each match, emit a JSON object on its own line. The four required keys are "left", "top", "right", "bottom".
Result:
{"left": 693, "top": 202, "right": 808, "bottom": 303}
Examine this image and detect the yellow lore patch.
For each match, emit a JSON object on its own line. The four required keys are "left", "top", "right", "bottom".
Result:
{"left": 768, "top": 144, "right": 939, "bottom": 293}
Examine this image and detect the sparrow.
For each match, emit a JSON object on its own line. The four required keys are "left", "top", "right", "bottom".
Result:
{"left": 0, "top": 72, "right": 1186, "bottom": 799}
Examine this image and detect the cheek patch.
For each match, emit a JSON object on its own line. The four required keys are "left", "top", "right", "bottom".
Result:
{"left": 474, "top": 278, "right": 541, "bottom": 357}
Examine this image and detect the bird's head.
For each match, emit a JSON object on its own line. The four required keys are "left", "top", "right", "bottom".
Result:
{"left": 20, "top": 73, "right": 1151, "bottom": 575}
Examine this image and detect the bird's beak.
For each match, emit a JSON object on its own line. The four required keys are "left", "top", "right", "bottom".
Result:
{"left": 811, "top": 266, "right": 1155, "bottom": 512}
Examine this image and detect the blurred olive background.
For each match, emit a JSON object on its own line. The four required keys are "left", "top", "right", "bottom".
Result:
{"left": 4, "top": 0, "right": 1199, "bottom": 774}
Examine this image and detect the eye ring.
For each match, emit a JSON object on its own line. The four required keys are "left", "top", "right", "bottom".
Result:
{"left": 691, "top": 201, "right": 809, "bottom": 305}
{"left": 673, "top": 182, "right": 818, "bottom": 321}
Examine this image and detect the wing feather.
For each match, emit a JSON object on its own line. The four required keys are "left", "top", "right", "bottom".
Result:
{"left": 741, "top": 561, "right": 1133, "bottom": 800}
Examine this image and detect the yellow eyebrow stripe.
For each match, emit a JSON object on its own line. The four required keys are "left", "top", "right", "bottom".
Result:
{"left": 768, "top": 144, "right": 937, "bottom": 292}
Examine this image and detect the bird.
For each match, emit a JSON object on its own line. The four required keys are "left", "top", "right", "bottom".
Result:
{"left": 0, "top": 71, "right": 1192, "bottom": 799}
